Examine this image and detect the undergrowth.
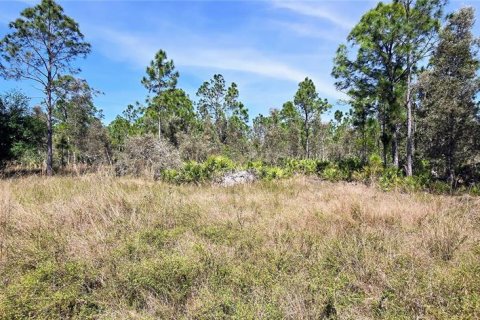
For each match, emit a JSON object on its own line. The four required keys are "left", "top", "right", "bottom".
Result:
{"left": 0, "top": 176, "right": 478, "bottom": 318}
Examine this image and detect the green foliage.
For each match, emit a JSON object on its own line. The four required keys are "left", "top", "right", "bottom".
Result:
{"left": 376, "top": 168, "right": 429, "bottom": 192}
{"left": 259, "top": 166, "right": 290, "bottom": 181}
{"left": 175, "top": 161, "right": 207, "bottom": 183}
{"left": 428, "top": 180, "right": 453, "bottom": 194}
{"left": 332, "top": 0, "right": 445, "bottom": 171}
{"left": 0, "top": 0, "right": 91, "bottom": 175}
{"left": 352, "top": 154, "right": 384, "bottom": 183}
{"left": 293, "top": 77, "right": 331, "bottom": 158}
{"left": 321, "top": 164, "right": 346, "bottom": 182}
{"left": 337, "top": 157, "right": 363, "bottom": 180}
{"left": 53, "top": 77, "right": 106, "bottom": 166}
{"left": 417, "top": 7, "right": 480, "bottom": 185}
{"left": 162, "top": 156, "right": 236, "bottom": 184}
{"left": 0, "top": 261, "right": 101, "bottom": 319}
{"left": 203, "top": 155, "right": 236, "bottom": 174}
{"left": 283, "top": 159, "right": 319, "bottom": 175}
{"left": 160, "top": 155, "right": 479, "bottom": 193}
{"left": 0, "top": 90, "right": 46, "bottom": 166}
{"left": 246, "top": 160, "right": 265, "bottom": 172}
{"left": 141, "top": 50, "right": 178, "bottom": 95}
{"left": 246, "top": 160, "right": 291, "bottom": 181}
{"left": 196, "top": 74, "right": 249, "bottom": 148}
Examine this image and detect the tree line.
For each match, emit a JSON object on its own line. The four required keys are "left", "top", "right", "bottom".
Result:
{"left": 0, "top": 0, "right": 479, "bottom": 187}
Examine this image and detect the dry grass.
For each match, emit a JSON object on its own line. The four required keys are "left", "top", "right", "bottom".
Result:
{"left": 0, "top": 175, "right": 479, "bottom": 319}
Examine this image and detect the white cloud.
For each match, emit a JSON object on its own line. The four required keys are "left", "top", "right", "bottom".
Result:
{"left": 93, "top": 29, "right": 155, "bottom": 67}
{"left": 91, "top": 27, "right": 345, "bottom": 99}
{"left": 271, "top": 1, "right": 355, "bottom": 30}
{"left": 272, "top": 20, "right": 344, "bottom": 42}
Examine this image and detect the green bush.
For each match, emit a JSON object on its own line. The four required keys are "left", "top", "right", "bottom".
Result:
{"left": 378, "top": 167, "right": 403, "bottom": 191}
{"left": 261, "top": 166, "right": 290, "bottom": 180}
{"left": 337, "top": 157, "right": 363, "bottom": 180}
{"left": 351, "top": 154, "right": 383, "bottom": 184}
{"left": 427, "top": 181, "right": 451, "bottom": 194}
{"left": 162, "top": 156, "right": 236, "bottom": 184}
{"left": 378, "top": 169, "right": 428, "bottom": 193}
{"left": 182, "top": 161, "right": 207, "bottom": 183}
{"left": 246, "top": 161, "right": 291, "bottom": 181}
{"left": 160, "top": 154, "right": 477, "bottom": 194}
{"left": 283, "top": 159, "right": 318, "bottom": 175}
{"left": 203, "top": 155, "right": 235, "bottom": 175}
{"left": 246, "top": 160, "right": 265, "bottom": 172}
{"left": 281, "top": 158, "right": 331, "bottom": 176}
{"left": 321, "top": 164, "right": 346, "bottom": 182}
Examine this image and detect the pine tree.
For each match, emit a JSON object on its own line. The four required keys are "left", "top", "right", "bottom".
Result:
{"left": 418, "top": 7, "right": 480, "bottom": 186}
{"left": 0, "top": 0, "right": 90, "bottom": 175}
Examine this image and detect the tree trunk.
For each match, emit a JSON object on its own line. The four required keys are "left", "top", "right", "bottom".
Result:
{"left": 406, "top": 53, "right": 414, "bottom": 176}
{"left": 304, "top": 115, "right": 310, "bottom": 159}
{"left": 46, "top": 90, "right": 53, "bottom": 176}
{"left": 362, "top": 121, "right": 367, "bottom": 164}
{"left": 305, "top": 135, "right": 310, "bottom": 159}
{"left": 46, "top": 39, "right": 54, "bottom": 176}
{"left": 158, "top": 116, "right": 162, "bottom": 141}
{"left": 381, "top": 115, "right": 388, "bottom": 167}
{"left": 158, "top": 103, "right": 162, "bottom": 140}
{"left": 392, "top": 124, "right": 399, "bottom": 169}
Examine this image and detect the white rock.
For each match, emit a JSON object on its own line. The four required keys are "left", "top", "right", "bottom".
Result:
{"left": 218, "top": 170, "right": 257, "bottom": 187}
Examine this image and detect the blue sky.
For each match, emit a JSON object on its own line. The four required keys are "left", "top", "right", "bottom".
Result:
{"left": 1, "top": 0, "right": 479, "bottom": 124}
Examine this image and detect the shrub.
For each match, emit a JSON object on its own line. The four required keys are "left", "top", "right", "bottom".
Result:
{"left": 11, "top": 144, "right": 45, "bottom": 168}
{"left": 281, "top": 158, "right": 331, "bottom": 176}
{"left": 180, "top": 161, "right": 206, "bottom": 183}
{"left": 427, "top": 181, "right": 452, "bottom": 194}
{"left": 246, "top": 160, "right": 265, "bottom": 173}
{"left": 246, "top": 161, "right": 291, "bottom": 181}
{"left": 337, "top": 157, "right": 363, "bottom": 180}
{"left": 283, "top": 159, "right": 318, "bottom": 175}
{"left": 114, "top": 134, "right": 181, "bottom": 179}
{"left": 378, "top": 167, "right": 403, "bottom": 191}
{"left": 315, "top": 160, "right": 331, "bottom": 174}
{"left": 261, "top": 166, "right": 290, "bottom": 180}
{"left": 321, "top": 164, "right": 346, "bottom": 182}
{"left": 203, "top": 156, "right": 235, "bottom": 175}
{"left": 162, "top": 156, "right": 236, "bottom": 184}
{"left": 352, "top": 154, "right": 383, "bottom": 184}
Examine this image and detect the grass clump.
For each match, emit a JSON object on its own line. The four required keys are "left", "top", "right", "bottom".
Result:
{"left": 0, "top": 261, "right": 101, "bottom": 319}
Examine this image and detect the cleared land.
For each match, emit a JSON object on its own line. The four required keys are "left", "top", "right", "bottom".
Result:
{"left": 0, "top": 176, "right": 479, "bottom": 319}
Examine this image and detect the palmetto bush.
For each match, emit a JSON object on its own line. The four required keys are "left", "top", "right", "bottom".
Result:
{"left": 162, "top": 155, "right": 236, "bottom": 184}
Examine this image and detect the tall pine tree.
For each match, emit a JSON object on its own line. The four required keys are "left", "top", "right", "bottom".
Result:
{"left": 418, "top": 7, "right": 480, "bottom": 186}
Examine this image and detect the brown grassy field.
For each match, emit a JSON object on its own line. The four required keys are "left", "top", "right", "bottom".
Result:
{"left": 0, "top": 175, "right": 479, "bottom": 319}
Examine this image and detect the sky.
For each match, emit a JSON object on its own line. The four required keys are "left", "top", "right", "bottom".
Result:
{"left": 1, "top": 0, "right": 480, "bottom": 124}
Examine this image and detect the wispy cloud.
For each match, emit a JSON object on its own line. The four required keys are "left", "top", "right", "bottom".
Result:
{"left": 271, "top": 20, "right": 344, "bottom": 42}
{"left": 91, "top": 27, "right": 345, "bottom": 99}
{"left": 271, "top": 1, "right": 355, "bottom": 30}
{"left": 92, "top": 28, "right": 155, "bottom": 67}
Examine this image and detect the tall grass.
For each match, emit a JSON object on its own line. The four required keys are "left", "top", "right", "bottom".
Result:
{"left": 0, "top": 175, "right": 479, "bottom": 319}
